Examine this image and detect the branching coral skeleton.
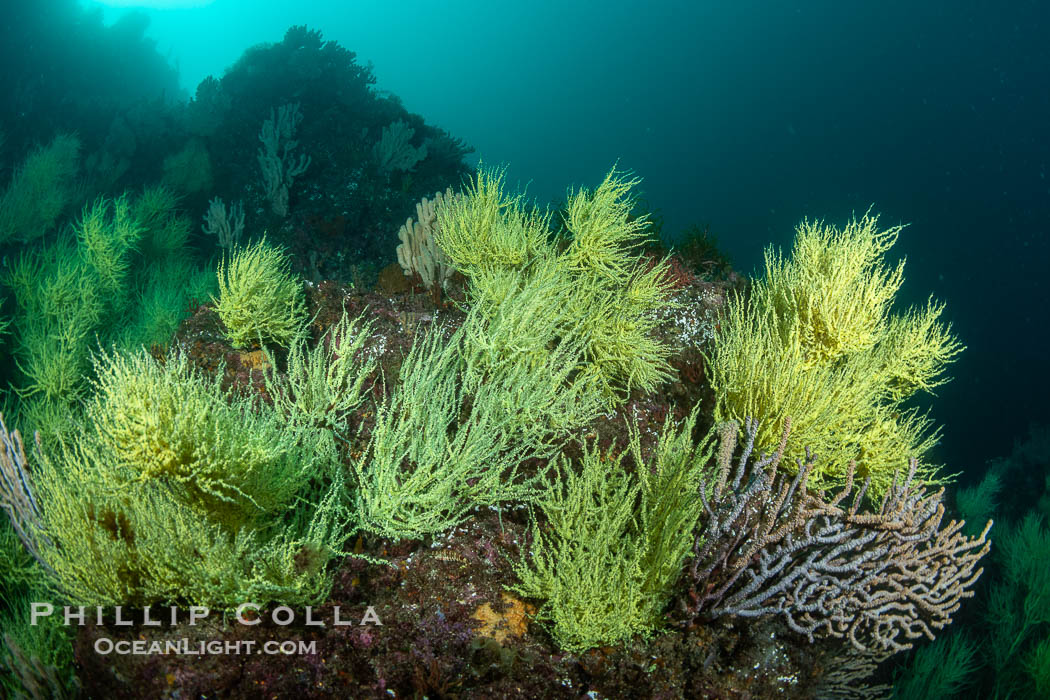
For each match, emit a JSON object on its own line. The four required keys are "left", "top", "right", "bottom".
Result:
{"left": 685, "top": 417, "right": 992, "bottom": 655}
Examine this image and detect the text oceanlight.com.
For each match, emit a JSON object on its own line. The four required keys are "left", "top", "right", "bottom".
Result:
{"left": 93, "top": 638, "right": 318, "bottom": 656}
{"left": 28, "top": 603, "right": 384, "bottom": 656}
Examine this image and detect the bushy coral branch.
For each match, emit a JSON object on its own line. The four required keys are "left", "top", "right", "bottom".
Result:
{"left": 201, "top": 196, "right": 244, "bottom": 249}
{"left": 512, "top": 407, "right": 714, "bottom": 652}
{"left": 708, "top": 212, "right": 963, "bottom": 496}
{"left": 257, "top": 103, "right": 311, "bottom": 217}
{"left": 685, "top": 418, "right": 992, "bottom": 655}
{"left": 351, "top": 323, "right": 539, "bottom": 540}
{"left": 396, "top": 188, "right": 455, "bottom": 303}
{"left": 0, "top": 414, "right": 54, "bottom": 576}
{"left": 213, "top": 236, "right": 307, "bottom": 348}
{"left": 374, "top": 120, "right": 427, "bottom": 174}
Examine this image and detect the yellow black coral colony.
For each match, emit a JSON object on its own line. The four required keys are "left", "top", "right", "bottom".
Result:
{"left": 0, "top": 157, "right": 992, "bottom": 697}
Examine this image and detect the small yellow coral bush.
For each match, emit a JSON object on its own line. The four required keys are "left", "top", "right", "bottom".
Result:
{"left": 511, "top": 407, "right": 714, "bottom": 652}
{"left": 28, "top": 347, "right": 348, "bottom": 608}
{"left": 214, "top": 237, "right": 306, "bottom": 348}
{"left": 89, "top": 348, "right": 313, "bottom": 527}
{"left": 435, "top": 165, "right": 675, "bottom": 404}
{"left": 708, "top": 211, "right": 962, "bottom": 495}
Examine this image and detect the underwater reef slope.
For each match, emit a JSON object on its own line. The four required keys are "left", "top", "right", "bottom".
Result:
{"left": 0, "top": 167, "right": 990, "bottom": 699}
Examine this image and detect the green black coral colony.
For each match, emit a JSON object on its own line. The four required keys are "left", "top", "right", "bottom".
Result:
{"left": 0, "top": 22, "right": 1012, "bottom": 700}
